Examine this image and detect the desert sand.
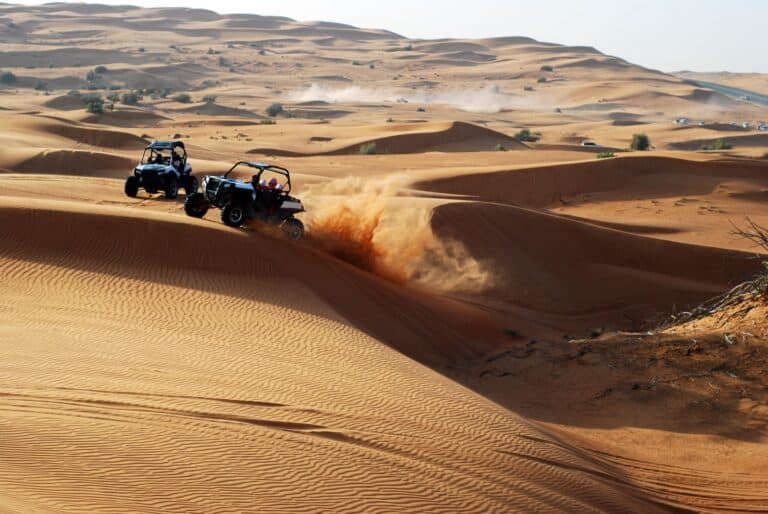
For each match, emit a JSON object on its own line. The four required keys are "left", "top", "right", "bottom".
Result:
{"left": 1, "top": 3, "right": 767, "bottom": 513}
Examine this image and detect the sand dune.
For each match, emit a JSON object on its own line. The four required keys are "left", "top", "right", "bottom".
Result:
{"left": 249, "top": 122, "right": 526, "bottom": 156}
{"left": 0, "top": 198, "right": 671, "bottom": 513}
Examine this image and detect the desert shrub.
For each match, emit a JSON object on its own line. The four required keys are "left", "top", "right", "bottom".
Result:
{"left": 701, "top": 139, "right": 732, "bottom": 150}
{"left": 6, "top": 21, "right": 17, "bottom": 29}
{"left": 265, "top": 102, "right": 284, "bottom": 117}
{"left": 514, "top": 128, "right": 539, "bottom": 142}
{"left": 218, "top": 56, "right": 228, "bottom": 67}
{"left": 358, "top": 142, "right": 377, "bottom": 155}
{"left": 107, "top": 92, "right": 119, "bottom": 102}
{"left": 94, "top": 65, "right": 107, "bottom": 74}
{"left": 67, "top": 89, "right": 81, "bottom": 96}
{"left": 0, "top": 70, "right": 17, "bottom": 84}
{"left": 173, "top": 93, "right": 192, "bottom": 104}
{"left": 106, "top": 103, "right": 114, "bottom": 110}
{"left": 33, "top": 79, "right": 48, "bottom": 90}
{"left": 202, "top": 94, "right": 216, "bottom": 103}
{"left": 352, "top": 60, "right": 362, "bottom": 66}
{"left": 630, "top": 133, "right": 650, "bottom": 151}
{"left": 138, "top": 47, "right": 145, "bottom": 52}
{"left": 369, "top": 63, "right": 375, "bottom": 69}
{"left": 495, "top": 143, "right": 508, "bottom": 152}
{"left": 523, "top": 85, "right": 534, "bottom": 92}
{"left": 108, "top": 84, "right": 120, "bottom": 90}
{"left": 83, "top": 94, "right": 104, "bottom": 114}
{"left": 404, "top": 44, "right": 413, "bottom": 51}
{"left": 258, "top": 49, "right": 266, "bottom": 56}
{"left": 86, "top": 70, "right": 98, "bottom": 82}
{"left": 159, "top": 88, "right": 172, "bottom": 98}
{"left": 537, "top": 77, "right": 547, "bottom": 83}
{"left": 386, "top": 117, "right": 394, "bottom": 123}
{"left": 121, "top": 92, "right": 139, "bottom": 105}
{"left": 596, "top": 151, "right": 616, "bottom": 159}
{"left": 540, "top": 65, "right": 554, "bottom": 72}
{"left": 259, "top": 118, "right": 276, "bottom": 125}
{"left": 763, "top": 152, "right": 768, "bottom": 160}
{"left": 207, "top": 47, "right": 220, "bottom": 55}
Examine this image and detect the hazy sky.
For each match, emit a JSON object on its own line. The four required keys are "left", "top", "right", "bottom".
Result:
{"left": 12, "top": 0, "right": 768, "bottom": 73}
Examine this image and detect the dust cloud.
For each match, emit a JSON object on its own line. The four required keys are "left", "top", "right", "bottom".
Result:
{"left": 302, "top": 175, "right": 492, "bottom": 293}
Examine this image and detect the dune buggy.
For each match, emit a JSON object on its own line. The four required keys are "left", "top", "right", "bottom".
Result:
{"left": 125, "top": 140, "right": 197, "bottom": 199}
{"left": 184, "top": 161, "right": 305, "bottom": 239}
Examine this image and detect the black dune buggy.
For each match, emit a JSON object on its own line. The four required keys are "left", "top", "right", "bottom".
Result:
{"left": 184, "top": 161, "right": 305, "bottom": 239}
{"left": 125, "top": 140, "right": 197, "bottom": 199}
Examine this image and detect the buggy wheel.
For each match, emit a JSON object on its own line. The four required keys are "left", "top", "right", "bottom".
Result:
{"left": 184, "top": 175, "right": 198, "bottom": 195}
{"left": 124, "top": 176, "right": 139, "bottom": 197}
{"left": 165, "top": 178, "right": 179, "bottom": 199}
{"left": 221, "top": 202, "right": 246, "bottom": 227}
{"left": 281, "top": 218, "right": 304, "bottom": 240}
{"left": 184, "top": 192, "right": 209, "bottom": 218}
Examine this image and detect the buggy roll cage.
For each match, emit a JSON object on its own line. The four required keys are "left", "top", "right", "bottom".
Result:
{"left": 141, "top": 140, "right": 187, "bottom": 165}
{"left": 223, "top": 161, "right": 292, "bottom": 194}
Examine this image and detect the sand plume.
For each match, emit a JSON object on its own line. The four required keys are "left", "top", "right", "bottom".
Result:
{"left": 304, "top": 175, "right": 492, "bottom": 293}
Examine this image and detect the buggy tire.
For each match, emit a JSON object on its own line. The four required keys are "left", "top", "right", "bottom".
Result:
{"left": 281, "top": 218, "right": 304, "bottom": 240}
{"left": 124, "top": 176, "right": 139, "bottom": 197}
{"left": 165, "top": 177, "right": 179, "bottom": 199}
{"left": 184, "top": 192, "right": 209, "bottom": 218}
{"left": 184, "top": 175, "right": 198, "bottom": 195}
{"left": 221, "top": 202, "right": 246, "bottom": 227}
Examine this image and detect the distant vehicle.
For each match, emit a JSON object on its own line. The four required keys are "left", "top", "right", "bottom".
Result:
{"left": 758, "top": 122, "right": 768, "bottom": 131}
{"left": 581, "top": 141, "right": 600, "bottom": 147}
{"left": 396, "top": 97, "right": 409, "bottom": 104}
{"left": 125, "top": 140, "right": 196, "bottom": 199}
{"left": 674, "top": 118, "right": 690, "bottom": 125}
{"left": 698, "top": 121, "right": 706, "bottom": 127}
{"left": 184, "top": 161, "right": 305, "bottom": 239}
{"left": 742, "top": 122, "right": 752, "bottom": 130}
{"left": 741, "top": 95, "right": 750, "bottom": 101}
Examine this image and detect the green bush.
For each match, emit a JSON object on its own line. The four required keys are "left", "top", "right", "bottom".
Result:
{"left": 630, "top": 133, "right": 650, "bottom": 151}
{"left": 121, "top": 92, "right": 139, "bottom": 105}
{"left": 259, "top": 118, "right": 276, "bottom": 125}
{"left": 0, "top": 70, "right": 17, "bottom": 84}
{"left": 84, "top": 94, "right": 104, "bottom": 114}
{"left": 514, "top": 128, "right": 539, "bottom": 142}
{"left": 266, "top": 102, "right": 284, "bottom": 117}
{"left": 173, "top": 93, "right": 192, "bottom": 104}
{"left": 523, "top": 85, "right": 534, "bottom": 92}
{"left": 94, "top": 65, "right": 107, "bottom": 74}
{"left": 218, "top": 56, "right": 228, "bottom": 67}
{"left": 358, "top": 142, "right": 377, "bottom": 155}
{"left": 202, "top": 94, "right": 216, "bottom": 103}
{"left": 33, "top": 79, "right": 48, "bottom": 91}
{"left": 67, "top": 89, "right": 81, "bottom": 96}
{"left": 495, "top": 143, "right": 508, "bottom": 152}
{"left": 596, "top": 151, "right": 616, "bottom": 159}
{"left": 537, "top": 77, "right": 547, "bottom": 83}
{"left": 701, "top": 139, "right": 732, "bottom": 151}
{"left": 107, "top": 92, "right": 119, "bottom": 102}
{"left": 540, "top": 65, "right": 554, "bottom": 72}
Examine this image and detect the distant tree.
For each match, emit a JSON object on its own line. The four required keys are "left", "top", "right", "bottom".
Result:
{"left": 0, "top": 70, "right": 17, "bottom": 84}
{"left": 173, "top": 93, "right": 192, "bottom": 104}
{"left": 266, "top": 103, "right": 284, "bottom": 117}
{"left": 33, "top": 79, "right": 48, "bottom": 91}
{"left": 514, "top": 128, "right": 539, "bottom": 142}
{"left": 630, "top": 133, "right": 651, "bottom": 151}
{"left": 202, "top": 95, "right": 216, "bottom": 103}
{"left": 137, "top": 47, "right": 145, "bottom": 52}
{"left": 537, "top": 77, "right": 547, "bottom": 83}
{"left": 107, "top": 92, "right": 120, "bottom": 102}
{"left": 84, "top": 94, "right": 104, "bottom": 114}
{"left": 701, "top": 139, "right": 732, "bottom": 151}
{"left": 121, "top": 92, "right": 139, "bottom": 105}
{"left": 94, "top": 65, "right": 107, "bottom": 74}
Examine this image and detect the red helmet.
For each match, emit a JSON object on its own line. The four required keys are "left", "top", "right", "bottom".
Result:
{"left": 268, "top": 177, "right": 278, "bottom": 188}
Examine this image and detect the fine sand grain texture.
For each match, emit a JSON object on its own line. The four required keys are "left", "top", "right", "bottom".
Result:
{"left": 1, "top": 3, "right": 767, "bottom": 513}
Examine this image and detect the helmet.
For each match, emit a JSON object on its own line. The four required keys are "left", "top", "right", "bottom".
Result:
{"left": 268, "top": 177, "right": 278, "bottom": 188}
